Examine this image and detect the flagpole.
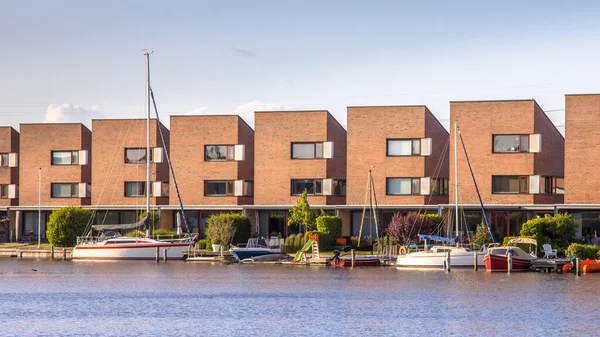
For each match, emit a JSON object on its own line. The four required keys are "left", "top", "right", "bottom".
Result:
{"left": 38, "top": 167, "right": 41, "bottom": 248}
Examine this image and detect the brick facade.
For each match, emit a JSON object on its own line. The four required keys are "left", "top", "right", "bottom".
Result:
{"left": 19, "top": 123, "right": 91, "bottom": 207}
{"left": 0, "top": 127, "right": 19, "bottom": 207}
{"left": 450, "top": 100, "right": 564, "bottom": 205}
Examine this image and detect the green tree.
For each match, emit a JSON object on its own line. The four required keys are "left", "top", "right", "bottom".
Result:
{"left": 205, "top": 214, "right": 237, "bottom": 249}
{"left": 471, "top": 223, "right": 493, "bottom": 250}
{"left": 46, "top": 207, "right": 95, "bottom": 247}
{"left": 520, "top": 213, "right": 577, "bottom": 252}
{"left": 139, "top": 210, "right": 160, "bottom": 231}
{"left": 288, "top": 189, "right": 317, "bottom": 232}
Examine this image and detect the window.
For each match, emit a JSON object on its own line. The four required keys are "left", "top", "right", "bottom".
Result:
{"left": 125, "top": 148, "right": 149, "bottom": 164}
{"left": 125, "top": 182, "right": 146, "bottom": 197}
{"left": 0, "top": 185, "right": 7, "bottom": 198}
{"left": 493, "top": 135, "right": 529, "bottom": 153}
{"left": 333, "top": 180, "right": 346, "bottom": 196}
{"left": 0, "top": 153, "right": 8, "bottom": 167}
{"left": 553, "top": 177, "right": 564, "bottom": 195}
{"left": 387, "top": 139, "right": 422, "bottom": 156}
{"left": 386, "top": 178, "right": 420, "bottom": 195}
{"left": 291, "top": 179, "right": 323, "bottom": 195}
{"left": 431, "top": 178, "right": 449, "bottom": 195}
{"left": 205, "top": 145, "right": 235, "bottom": 161}
{"left": 51, "top": 151, "right": 78, "bottom": 165}
{"left": 205, "top": 180, "right": 234, "bottom": 196}
{"left": 243, "top": 181, "right": 254, "bottom": 196}
{"left": 292, "top": 143, "right": 324, "bottom": 159}
{"left": 51, "top": 183, "right": 78, "bottom": 198}
{"left": 492, "top": 176, "right": 528, "bottom": 194}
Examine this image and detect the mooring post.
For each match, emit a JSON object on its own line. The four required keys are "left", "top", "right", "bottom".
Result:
{"left": 163, "top": 248, "right": 167, "bottom": 262}
{"left": 51, "top": 245, "right": 55, "bottom": 260}
{"left": 156, "top": 247, "right": 160, "bottom": 262}
{"left": 446, "top": 251, "right": 451, "bottom": 272}
{"left": 474, "top": 251, "right": 478, "bottom": 271}
{"left": 576, "top": 258, "right": 581, "bottom": 276}
{"left": 351, "top": 249, "right": 355, "bottom": 268}
{"left": 18, "top": 249, "right": 22, "bottom": 259}
{"left": 507, "top": 250, "right": 513, "bottom": 274}
{"left": 62, "top": 248, "right": 66, "bottom": 260}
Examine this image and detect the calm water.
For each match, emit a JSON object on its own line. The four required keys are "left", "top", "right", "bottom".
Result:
{"left": 0, "top": 258, "right": 596, "bottom": 337}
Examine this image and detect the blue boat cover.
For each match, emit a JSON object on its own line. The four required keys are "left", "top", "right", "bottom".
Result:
{"left": 418, "top": 234, "right": 459, "bottom": 243}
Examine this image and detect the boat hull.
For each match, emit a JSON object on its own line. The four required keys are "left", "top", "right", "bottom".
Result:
{"left": 484, "top": 254, "right": 532, "bottom": 272}
{"left": 229, "top": 248, "right": 274, "bottom": 262}
{"left": 396, "top": 250, "right": 485, "bottom": 268}
{"left": 331, "top": 256, "right": 381, "bottom": 267}
{"left": 72, "top": 242, "right": 192, "bottom": 260}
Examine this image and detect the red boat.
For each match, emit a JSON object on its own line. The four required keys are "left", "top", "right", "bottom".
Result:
{"left": 330, "top": 255, "right": 381, "bottom": 267}
{"left": 484, "top": 238, "right": 538, "bottom": 272}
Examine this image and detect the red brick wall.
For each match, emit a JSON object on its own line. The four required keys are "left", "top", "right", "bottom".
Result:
{"left": 565, "top": 94, "right": 600, "bottom": 203}
{"left": 91, "top": 119, "right": 168, "bottom": 206}
{"left": 347, "top": 106, "right": 446, "bottom": 206}
{"left": 0, "top": 127, "right": 19, "bottom": 207}
{"left": 20, "top": 123, "right": 90, "bottom": 206}
{"left": 450, "top": 100, "right": 563, "bottom": 205}
{"left": 326, "top": 112, "right": 347, "bottom": 205}
{"left": 169, "top": 115, "right": 252, "bottom": 206}
{"left": 254, "top": 111, "right": 330, "bottom": 205}
{"left": 533, "top": 102, "right": 564, "bottom": 204}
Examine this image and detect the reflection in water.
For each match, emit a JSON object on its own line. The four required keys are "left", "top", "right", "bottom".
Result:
{"left": 0, "top": 259, "right": 595, "bottom": 336}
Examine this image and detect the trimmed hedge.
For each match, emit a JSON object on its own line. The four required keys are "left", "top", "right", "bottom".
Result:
{"left": 206, "top": 213, "right": 251, "bottom": 245}
{"left": 316, "top": 216, "right": 342, "bottom": 239}
{"left": 46, "top": 207, "right": 94, "bottom": 247}
{"left": 284, "top": 231, "right": 333, "bottom": 253}
{"left": 565, "top": 243, "right": 600, "bottom": 260}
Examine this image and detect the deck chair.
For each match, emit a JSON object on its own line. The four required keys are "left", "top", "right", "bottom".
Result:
{"left": 542, "top": 244, "right": 557, "bottom": 259}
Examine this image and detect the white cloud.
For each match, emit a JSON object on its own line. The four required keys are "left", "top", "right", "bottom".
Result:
{"left": 44, "top": 104, "right": 103, "bottom": 128}
{"left": 184, "top": 100, "right": 284, "bottom": 128}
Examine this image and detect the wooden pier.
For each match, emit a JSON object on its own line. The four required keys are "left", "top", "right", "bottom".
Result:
{"left": 531, "top": 258, "right": 571, "bottom": 272}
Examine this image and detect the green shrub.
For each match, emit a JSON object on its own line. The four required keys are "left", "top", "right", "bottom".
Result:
{"left": 350, "top": 236, "right": 360, "bottom": 247}
{"left": 294, "top": 233, "right": 304, "bottom": 249}
{"left": 565, "top": 243, "right": 600, "bottom": 260}
{"left": 285, "top": 234, "right": 296, "bottom": 253}
{"left": 205, "top": 213, "right": 250, "bottom": 245}
{"left": 124, "top": 230, "right": 143, "bottom": 237}
{"left": 205, "top": 214, "right": 236, "bottom": 248}
{"left": 316, "top": 216, "right": 342, "bottom": 239}
{"left": 196, "top": 239, "right": 209, "bottom": 250}
{"left": 46, "top": 207, "right": 95, "bottom": 247}
{"left": 425, "top": 214, "right": 443, "bottom": 225}
{"left": 502, "top": 236, "right": 537, "bottom": 255}
{"left": 307, "top": 231, "right": 333, "bottom": 251}
{"left": 520, "top": 213, "right": 577, "bottom": 252}
{"left": 153, "top": 229, "right": 177, "bottom": 236}
{"left": 205, "top": 239, "right": 212, "bottom": 250}
{"left": 138, "top": 210, "right": 160, "bottom": 231}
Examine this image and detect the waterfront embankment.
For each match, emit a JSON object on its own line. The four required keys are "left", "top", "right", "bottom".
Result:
{"left": 0, "top": 245, "right": 73, "bottom": 259}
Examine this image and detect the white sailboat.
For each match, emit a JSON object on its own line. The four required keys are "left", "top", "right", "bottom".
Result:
{"left": 72, "top": 52, "right": 196, "bottom": 260}
{"left": 396, "top": 122, "right": 493, "bottom": 268}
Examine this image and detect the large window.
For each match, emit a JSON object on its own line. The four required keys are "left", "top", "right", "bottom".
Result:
{"left": 292, "top": 143, "right": 323, "bottom": 159}
{"left": 431, "top": 178, "right": 449, "bottom": 195}
{"left": 205, "top": 145, "right": 234, "bottom": 161}
{"left": 387, "top": 139, "right": 421, "bottom": 156}
{"left": 205, "top": 180, "right": 234, "bottom": 196}
{"left": 0, "top": 185, "right": 7, "bottom": 198}
{"left": 553, "top": 177, "right": 564, "bottom": 195}
{"left": 333, "top": 180, "right": 346, "bottom": 195}
{"left": 386, "top": 178, "right": 420, "bottom": 195}
{"left": 51, "top": 183, "right": 78, "bottom": 198}
{"left": 51, "top": 151, "right": 78, "bottom": 165}
{"left": 0, "top": 153, "right": 8, "bottom": 167}
{"left": 125, "top": 182, "right": 146, "bottom": 197}
{"left": 291, "top": 179, "right": 322, "bottom": 195}
{"left": 492, "top": 176, "right": 528, "bottom": 194}
{"left": 493, "top": 135, "right": 529, "bottom": 153}
{"left": 125, "top": 148, "right": 149, "bottom": 164}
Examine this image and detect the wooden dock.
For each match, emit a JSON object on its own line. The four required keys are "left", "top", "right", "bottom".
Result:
{"left": 531, "top": 258, "right": 571, "bottom": 272}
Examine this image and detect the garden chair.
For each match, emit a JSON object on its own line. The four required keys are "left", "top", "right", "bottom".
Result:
{"left": 542, "top": 244, "right": 557, "bottom": 259}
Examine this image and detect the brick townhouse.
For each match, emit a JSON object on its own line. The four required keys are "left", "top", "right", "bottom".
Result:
{"left": 0, "top": 127, "right": 19, "bottom": 242}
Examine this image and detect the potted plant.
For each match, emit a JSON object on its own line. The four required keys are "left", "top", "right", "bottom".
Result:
{"left": 211, "top": 238, "right": 221, "bottom": 253}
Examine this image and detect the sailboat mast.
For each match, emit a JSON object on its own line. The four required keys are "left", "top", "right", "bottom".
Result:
{"left": 454, "top": 122, "right": 459, "bottom": 242}
{"left": 144, "top": 51, "right": 151, "bottom": 219}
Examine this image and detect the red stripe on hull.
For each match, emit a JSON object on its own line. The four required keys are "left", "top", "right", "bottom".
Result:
{"left": 484, "top": 254, "right": 531, "bottom": 272}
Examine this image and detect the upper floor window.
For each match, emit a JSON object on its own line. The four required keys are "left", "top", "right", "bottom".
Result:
{"left": 431, "top": 178, "right": 449, "bottom": 196}
{"left": 0, "top": 153, "right": 8, "bottom": 167}
{"left": 205, "top": 145, "right": 234, "bottom": 161}
{"left": 205, "top": 180, "right": 234, "bottom": 196}
{"left": 125, "top": 181, "right": 146, "bottom": 197}
{"left": 125, "top": 148, "right": 149, "bottom": 164}
{"left": 0, "top": 184, "right": 7, "bottom": 198}
{"left": 386, "top": 178, "right": 420, "bottom": 195}
{"left": 493, "top": 135, "right": 529, "bottom": 153}
{"left": 492, "top": 176, "right": 528, "bottom": 194}
{"left": 52, "top": 151, "right": 79, "bottom": 165}
{"left": 333, "top": 180, "right": 346, "bottom": 196}
{"left": 553, "top": 177, "right": 565, "bottom": 195}
{"left": 387, "top": 139, "right": 423, "bottom": 156}
{"left": 51, "top": 183, "right": 78, "bottom": 198}
{"left": 292, "top": 143, "right": 323, "bottom": 159}
{"left": 291, "top": 179, "right": 322, "bottom": 195}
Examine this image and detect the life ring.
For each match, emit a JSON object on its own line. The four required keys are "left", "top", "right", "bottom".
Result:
{"left": 399, "top": 246, "right": 407, "bottom": 256}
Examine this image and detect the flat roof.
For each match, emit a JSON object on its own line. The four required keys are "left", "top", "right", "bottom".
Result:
{"left": 565, "top": 93, "right": 600, "bottom": 96}
{"left": 347, "top": 105, "right": 427, "bottom": 108}
{"left": 450, "top": 99, "right": 535, "bottom": 103}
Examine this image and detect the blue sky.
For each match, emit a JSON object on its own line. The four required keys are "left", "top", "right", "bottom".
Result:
{"left": 1, "top": 1, "right": 599, "bottom": 132}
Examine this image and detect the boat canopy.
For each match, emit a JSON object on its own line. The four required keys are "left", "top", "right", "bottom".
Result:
{"left": 418, "top": 234, "right": 459, "bottom": 243}
{"left": 507, "top": 238, "right": 537, "bottom": 246}
{"left": 92, "top": 215, "right": 149, "bottom": 231}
